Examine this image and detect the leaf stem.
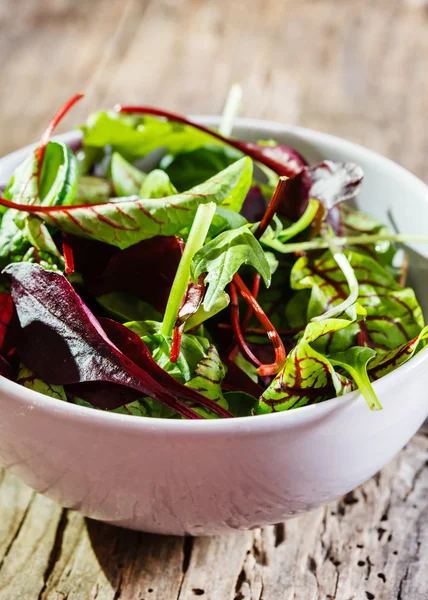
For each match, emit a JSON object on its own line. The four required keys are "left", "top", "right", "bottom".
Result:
{"left": 262, "top": 233, "right": 428, "bottom": 254}
{"left": 161, "top": 202, "right": 216, "bottom": 337}
{"left": 219, "top": 84, "right": 242, "bottom": 137}
{"left": 350, "top": 368, "right": 382, "bottom": 411}
{"left": 232, "top": 273, "right": 286, "bottom": 376}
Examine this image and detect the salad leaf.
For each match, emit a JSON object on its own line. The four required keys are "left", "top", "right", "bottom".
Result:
{"left": 96, "top": 293, "right": 162, "bottom": 323}
{"left": 0, "top": 292, "right": 13, "bottom": 349}
{"left": 258, "top": 318, "right": 355, "bottom": 413}
{"left": 17, "top": 363, "right": 67, "bottom": 401}
{"left": 191, "top": 225, "right": 271, "bottom": 310}
{"left": 75, "top": 176, "right": 113, "bottom": 205}
{"left": 4, "top": 262, "right": 231, "bottom": 418}
{"left": 186, "top": 344, "right": 228, "bottom": 417}
{"left": 329, "top": 346, "right": 380, "bottom": 410}
{"left": 224, "top": 391, "right": 258, "bottom": 417}
{"left": 139, "top": 169, "right": 177, "bottom": 198}
{"left": 280, "top": 160, "right": 363, "bottom": 221}
{"left": 368, "top": 326, "right": 428, "bottom": 380}
{"left": 111, "top": 152, "right": 146, "bottom": 196}
{"left": 240, "top": 185, "right": 267, "bottom": 223}
{"left": 0, "top": 157, "right": 253, "bottom": 249}
{"left": 0, "top": 210, "right": 31, "bottom": 266}
{"left": 81, "top": 111, "right": 220, "bottom": 160}
{"left": 77, "top": 236, "right": 184, "bottom": 312}
{"left": 292, "top": 250, "right": 424, "bottom": 351}
{"left": 160, "top": 144, "right": 241, "bottom": 191}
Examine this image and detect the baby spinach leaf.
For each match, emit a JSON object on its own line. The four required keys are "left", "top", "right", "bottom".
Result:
{"left": 258, "top": 317, "right": 354, "bottom": 413}
{"left": 139, "top": 169, "right": 177, "bottom": 198}
{"left": 111, "top": 152, "right": 146, "bottom": 196}
{"left": 191, "top": 225, "right": 271, "bottom": 310}
{"left": 160, "top": 144, "right": 241, "bottom": 191}
{"left": 292, "top": 250, "right": 424, "bottom": 352}
{"left": 0, "top": 157, "right": 253, "bottom": 249}
{"left": 224, "top": 391, "right": 258, "bottom": 417}
{"left": 96, "top": 292, "right": 162, "bottom": 323}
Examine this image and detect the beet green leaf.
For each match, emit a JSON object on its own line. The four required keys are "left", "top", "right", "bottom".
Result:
{"left": 1, "top": 157, "right": 253, "bottom": 250}
{"left": 291, "top": 250, "right": 424, "bottom": 352}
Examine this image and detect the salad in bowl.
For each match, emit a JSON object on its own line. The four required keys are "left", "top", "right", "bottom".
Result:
{"left": 0, "top": 91, "right": 427, "bottom": 422}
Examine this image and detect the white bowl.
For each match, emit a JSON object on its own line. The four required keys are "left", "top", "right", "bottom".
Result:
{"left": 0, "top": 119, "right": 427, "bottom": 536}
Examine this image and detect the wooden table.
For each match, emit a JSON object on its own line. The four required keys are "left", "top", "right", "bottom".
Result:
{"left": 0, "top": 0, "right": 428, "bottom": 598}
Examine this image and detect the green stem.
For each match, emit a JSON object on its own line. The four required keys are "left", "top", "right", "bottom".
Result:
{"left": 161, "top": 202, "right": 217, "bottom": 337}
{"left": 350, "top": 368, "right": 383, "bottom": 411}
{"left": 219, "top": 84, "right": 243, "bottom": 137}
{"left": 264, "top": 233, "right": 428, "bottom": 254}
{"left": 277, "top": 199, "right": 320, "bottom": 242}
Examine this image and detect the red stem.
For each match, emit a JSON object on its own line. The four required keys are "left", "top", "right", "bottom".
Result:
{"left": 62, "top": 236, "right": 75, "bottom": 274}
{"left": 170, "top": 325, "right": 183, "bottom": 363}
{"left": 229, "top": 283, "right": 262, "bottom": 367}
{"left": 241, "top": 273, "right": 261, "bottom": 330}
{"left": 232, "top": 273, "right": 286, "bottom": 376}
{"left": 37, "top": 93, "right": 84, "bottom": 185}
{"left": 117, "top": 105, "right": 294, "bottom": 176}
{"left": 254, "top": 176, "right": 290, "bottom": 240}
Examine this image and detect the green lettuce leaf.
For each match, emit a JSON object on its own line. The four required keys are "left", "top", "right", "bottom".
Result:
{"left": 329, "top": 346, "right": 380, "bottom": 410}
{"left": 81, "top": 111, "right": 222, "bottom": 160}
{"left": 191, "top": 225, "right": 271, "bottom": 310}
{"left": 75, "top": 176, "right": 113, "bottom": 205}
{"left": 186, "top": 345, "right": 228, "bottom": 418}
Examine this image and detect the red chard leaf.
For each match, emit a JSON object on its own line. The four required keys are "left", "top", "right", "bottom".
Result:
{"left": 4, "top": 262, "right": 231, "bottom": 418}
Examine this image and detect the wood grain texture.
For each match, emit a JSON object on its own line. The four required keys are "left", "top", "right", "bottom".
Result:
{"left": 0, "top": 0, "right": 427, "bottom": 598}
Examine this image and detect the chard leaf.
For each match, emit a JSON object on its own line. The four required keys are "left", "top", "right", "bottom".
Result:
{"left": 4, "top": 263, "right": 231, "bottom": 419}
{"left": 258, "top": 317, "right": 354, "bottom": 413}
{"left": 22, "top": 216, "right": 62, "bottom": 258}
{"left": 3, "top": 157, "right": 253, "bottom": 250}
{"left": 139, "top": 169, "right": 177, "bottom": 198}
{"left": 72, "top": 235, "right": 184, "bottom": 313}
{"left": 368, "top": 326, "right": 428, "bottom": 380}
{"left": 75, "top": 176, "right": 113, "bottom": 205}
{"left": 191, "top": 225, "right": 271, "bottom": 310}
{"left": 329, "top": 347, "right": 380, "bottom": 410}
{"left": 17, "top": 363, "right": 67, "bottom": 401}
{"left": 160, "top": 144, "right": 241, "bottom": 191}
{"left": 38, "top": 142, "right": 78, "bottom": 206}
{"left": 111, "top": 152, "right": 146, "bottom": 196}
{"left": 280, "top": 160, "right": 363, "bottom": 222}
{"left": 292, "top": 250, "right": 424, "bottom": 352}
{"left": 0, "top": 292, "right": 13, "bottom": 349}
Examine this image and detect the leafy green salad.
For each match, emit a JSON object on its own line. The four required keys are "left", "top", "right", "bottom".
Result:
{"left": 0, "top": 91, "right": 426, "bottom": 419}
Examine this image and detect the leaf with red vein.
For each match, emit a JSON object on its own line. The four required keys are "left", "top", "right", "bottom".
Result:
{"left": 258, "top": 317, "right": 354, "bottom": 413}
{"left": 4, "top": 262, "right": 232, "bottom": 418}
{"left": 291, "top": 250, "right": 424, "bottom": 353}
{"left": 0, "top": 157, "right": 252, "bottom": 249}
{"left": 369, "top": 326, "right": 428, "bottom": 380}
